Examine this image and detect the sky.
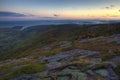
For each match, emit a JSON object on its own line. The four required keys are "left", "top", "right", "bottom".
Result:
{"left": 0, "top": 0, "right": 120, "bottom": 20}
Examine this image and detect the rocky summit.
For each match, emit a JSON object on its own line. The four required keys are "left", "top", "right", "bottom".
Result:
{"left": 8, "top": 49, "right": 119, "bottom": 80}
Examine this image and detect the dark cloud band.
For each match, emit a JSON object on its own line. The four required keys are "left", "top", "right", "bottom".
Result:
{"left": 0, "top": 11, "right": 31, "bottom": 17}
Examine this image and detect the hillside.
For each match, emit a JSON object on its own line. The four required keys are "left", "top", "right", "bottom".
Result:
{"left": 0, "top": 23, "right": 120, "bottom": 80}
{"left": 1, "top": 23, "right": 120, "bottom": 59}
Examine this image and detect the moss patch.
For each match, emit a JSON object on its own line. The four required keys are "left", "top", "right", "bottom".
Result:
{"left": 12, "top": 62, "right": 46, "bottom": 75}
{"left": 0, "top": 62, "right": 46, "bottom": 80}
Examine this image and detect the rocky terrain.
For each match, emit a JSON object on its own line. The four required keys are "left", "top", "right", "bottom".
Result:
{"left": 0, "top": 23, "right": 120, "bottom": 80}
{"left": 0, "top": 34, "right": 120, "bottom": 80}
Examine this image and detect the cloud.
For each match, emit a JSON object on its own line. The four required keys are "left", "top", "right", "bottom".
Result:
{"left": 0, "top": 11, "right": 33, "bottom": 17}
{"left": 41, "top": 17, "right": 55, "bottom": 19}
{"left": 40, "top": 14, "right": 60, "bottom": 19}
{"left": 105, "top": 7, "right": 110, "bottom": 9}
{"left": 110, "top": 5, "right": 115, "bottom": 7}
{"left": 53, "top": 14, "right": 59, "bottom": 17}
{"left": 119, "top": 9, "right": 120, "bottom": 12}
{"left": 103, "top": 5, "right": 115, "bottom": 9}
{"left": 0, "top": 11, "right": 60, "bottom": 20}
{"left": 110, "top": 15, "right": 120, "bottom": 17}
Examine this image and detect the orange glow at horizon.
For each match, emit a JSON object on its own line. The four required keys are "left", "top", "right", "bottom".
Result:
{"left": 30, "top": 8, "right": 120, "bottom": 20}
{"left": 58, "top": 8, "right": 120, "bottom": 20}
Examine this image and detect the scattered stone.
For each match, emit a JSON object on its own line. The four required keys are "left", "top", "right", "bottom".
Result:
{"left": 35, "top": 56, "right": 48, "bottom": 63}
{"left": 12, "top": 65, "right": 28, "bottom": 70}
{"left": 60, "top": 68, "right": 87, "bottom": 80}
{"left": 95, "top": 69, "right": 108, "bottom": 77}
{"left": 59, "top": 41, "right": 72, "bottom": 48}
{"left": 107, "top": 34, "right": 120, "bottom": 44}
{"left": 85, "top": 58, "right": 102, "bottom": 64}
{"left": 57, "top": 76, "right": 69, "bottom": 80}
{"left": 41, "top": 46, "right": 52, "bottom": 51}
{"left": 110, "top": 56, "right": 120, "bottom": 63}
{"left": 47, "top": 49, "right": 100, "bottom": 63}
{"left": 46, "top": 62, "right": 63, "bottom": 70}
{"left": 106, "top": 67, "right": 118, "bottom": 80}
{"left": 12, "top": 75, "right": 33, "bottom": 80}
{"left": 78, "top": 36, "right": 105, "bottom": 43}
{"left": 86, "top": 70, "right": 95, "bottom": 76}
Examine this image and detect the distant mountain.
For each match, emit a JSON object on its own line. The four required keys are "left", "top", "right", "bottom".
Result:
{"left": 0, "top": 20, "right": 120, "bottom": 28}
{"left": 12, "top": 26, "right": 23, "bottom": 30}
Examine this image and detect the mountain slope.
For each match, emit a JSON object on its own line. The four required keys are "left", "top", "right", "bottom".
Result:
{"left": 0, "top": 23, "right": 120, "bottom": 80}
